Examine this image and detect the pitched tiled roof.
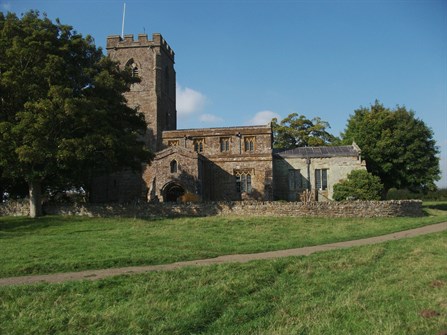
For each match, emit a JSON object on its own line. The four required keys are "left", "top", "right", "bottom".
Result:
{"left": 275, "top": 145, "right": 360, "bottom": 158}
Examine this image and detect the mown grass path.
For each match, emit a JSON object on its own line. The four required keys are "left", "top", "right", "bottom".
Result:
{"left": 1, "top": 221, "right": 446, "bottom": 287}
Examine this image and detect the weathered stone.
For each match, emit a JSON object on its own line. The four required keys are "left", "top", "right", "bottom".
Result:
{"left": 273, "top": 144, "right": 366, "bottom": 201}
{"left": 145, "top": 125, "right": 274, "bottom": 202}
{"left": 0, "top": 200, "right": 423, "bottom": 218}
{"left": 106, "top": 33, "right": 176, "bottom": 152}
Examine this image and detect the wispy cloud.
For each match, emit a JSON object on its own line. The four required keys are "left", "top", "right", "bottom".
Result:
{"left": 247, "top": 110, "right": 281, "bottom": 125}
{"left": 1, "top": 2, "right": 11, "bottom": 11}
{"left": 176, "top": 84, "right": 207, "bottom": 117}
{"left": 199, "top": 113, "right": 223, "bottom": 123}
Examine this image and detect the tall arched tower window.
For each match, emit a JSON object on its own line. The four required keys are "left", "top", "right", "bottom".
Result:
{"left": 126, "top": 59, "right": 139, "bottom": 77}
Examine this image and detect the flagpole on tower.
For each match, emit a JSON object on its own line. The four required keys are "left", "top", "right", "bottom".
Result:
{"left": 121, "top": 2, "right": 126, "bottom": 39}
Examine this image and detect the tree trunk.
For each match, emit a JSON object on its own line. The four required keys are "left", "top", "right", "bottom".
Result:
{"left": 29, "top": 180, "right": 42, "bottom": 218}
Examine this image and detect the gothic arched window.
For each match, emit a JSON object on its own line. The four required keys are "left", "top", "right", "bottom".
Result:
{"left": 234, "top": 169, "right": 253, "bottom": 194}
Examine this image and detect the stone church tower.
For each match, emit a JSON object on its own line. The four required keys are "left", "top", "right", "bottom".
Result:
{"left": 106, "top": 33, "right": 176, "bottom": 152}
{"left": 90, "top": 33, "right": 176, "bottom": 202}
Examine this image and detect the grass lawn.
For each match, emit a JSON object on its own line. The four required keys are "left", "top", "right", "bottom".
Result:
{"left": 0, "top": 202, "right": 446, "bottom": 278}
{"left": 0, "top": 231, "right": 446, "bottom": 334}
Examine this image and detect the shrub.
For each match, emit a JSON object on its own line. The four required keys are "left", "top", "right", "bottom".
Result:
{"left": 333, "top": 170, "right": 383, "bottom": 201}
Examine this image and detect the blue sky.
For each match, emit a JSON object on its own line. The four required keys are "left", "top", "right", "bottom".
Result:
{"left": 2, "top": 0, "right": 447, "bottom": 187}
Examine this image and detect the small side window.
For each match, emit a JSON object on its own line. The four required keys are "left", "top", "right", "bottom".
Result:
{"left": 220, "top": 137, "right": 230, "bottom": 152}
{"left": 193, "top": 138, "right": 205, "bottom": 152}
{"left": 315, "top": 169, "right": 328, "bottom": 190}
{"left": 244, "top": 137, "right": 255, "bottom": 152}
{"left": 170, "top": 160, "right": 178, "bottom": 173}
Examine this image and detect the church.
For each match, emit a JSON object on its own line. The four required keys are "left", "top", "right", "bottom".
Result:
{"left": 90, "top": 33, "right": 365, "bottom": 203}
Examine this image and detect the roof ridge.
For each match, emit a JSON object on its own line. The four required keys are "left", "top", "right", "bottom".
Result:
{"left": 275, "top": 144, "right": 359, "bottom": 158}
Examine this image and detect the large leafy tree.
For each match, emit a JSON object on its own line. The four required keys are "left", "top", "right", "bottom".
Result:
{"left": 0, "top": 11, "right": 152, "bottom": 217}
{"left": 272, "top": 113, "right": 338, "bottom": 149}
{"left": 341, "top": 101, "right": 440, "bottom": 196}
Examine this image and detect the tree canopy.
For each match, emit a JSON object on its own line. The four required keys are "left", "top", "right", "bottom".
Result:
{"left": 341, "top": 101, "right": 440, "bottom": 195}
{"left": 0, "top": 11, "right": 152, "bottom": 216}
{"left": 272, "top": 113, "right": 338, "bottom": 149}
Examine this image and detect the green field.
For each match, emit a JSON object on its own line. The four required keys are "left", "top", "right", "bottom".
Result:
{"left": 1, "top": 230, "right": 446, "bottom": 334}
{"left": 0, "top": 203, "right": 446, "bottom": 334}
{"left": 0, "top": 203, "right": 446, "bottom": 278}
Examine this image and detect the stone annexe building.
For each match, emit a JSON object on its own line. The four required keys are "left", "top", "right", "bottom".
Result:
{"left": 91, "top": 33, "right": 365, "bottom": 203}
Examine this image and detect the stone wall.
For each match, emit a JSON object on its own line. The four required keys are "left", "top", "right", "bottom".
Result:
{"left": 1, "top": 200, "right": 423, "bottom": 218}
{"left": 0, "top": 199, "right": 30, "bottom": 216}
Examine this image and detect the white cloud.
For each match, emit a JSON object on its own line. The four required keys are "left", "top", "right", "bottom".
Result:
{"left": 199, "top": 113, "right": 223, "bottom": 123}
{"left": 176, "top": 84, "right": 206, "bottom": 117}
{"left": 248, "top": 110, "right": 281, "bottom": 125}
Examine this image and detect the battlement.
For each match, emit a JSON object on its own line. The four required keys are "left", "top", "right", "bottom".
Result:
{"left": 106, "top": 33, "right": 175, "bottom": 60}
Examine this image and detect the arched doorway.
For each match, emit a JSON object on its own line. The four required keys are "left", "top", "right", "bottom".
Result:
{"left": 164, "top": 182, "right": 185, "bottom": 202}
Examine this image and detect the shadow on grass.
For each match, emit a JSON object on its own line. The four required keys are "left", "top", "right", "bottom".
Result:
{"left": 0, "top": 216, "right": 82, "bottom": 233}
{"left": 424, "top": 203, "right": 447, "bottom": 211}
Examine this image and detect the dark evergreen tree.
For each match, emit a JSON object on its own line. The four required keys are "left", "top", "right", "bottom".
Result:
{"left": 0, "top": 11, "right": 152, "bottom": 217}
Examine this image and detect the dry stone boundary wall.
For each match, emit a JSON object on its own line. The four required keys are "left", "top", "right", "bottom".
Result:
{"left": 1, "top": 200, "right": 423, "bottom": 218}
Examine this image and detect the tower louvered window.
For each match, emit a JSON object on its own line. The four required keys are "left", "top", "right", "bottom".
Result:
{"left": 131, "top": 64, "right": 139, "bottom": 77}
{"left": 126, "top": 59, "right": 139, "bottom": 78}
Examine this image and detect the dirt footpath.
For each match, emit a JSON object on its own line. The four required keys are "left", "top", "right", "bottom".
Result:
{"left": 1, "top": 222, "right": 446, "bottom": 287}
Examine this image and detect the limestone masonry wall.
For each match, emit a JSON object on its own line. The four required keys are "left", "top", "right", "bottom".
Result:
{"left": 1, "top": 200, "right": 423, "bottom": 218}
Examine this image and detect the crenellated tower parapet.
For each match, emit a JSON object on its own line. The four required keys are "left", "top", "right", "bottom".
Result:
{"left": 106, "top": 33, "right": 175, "bottom": 62}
